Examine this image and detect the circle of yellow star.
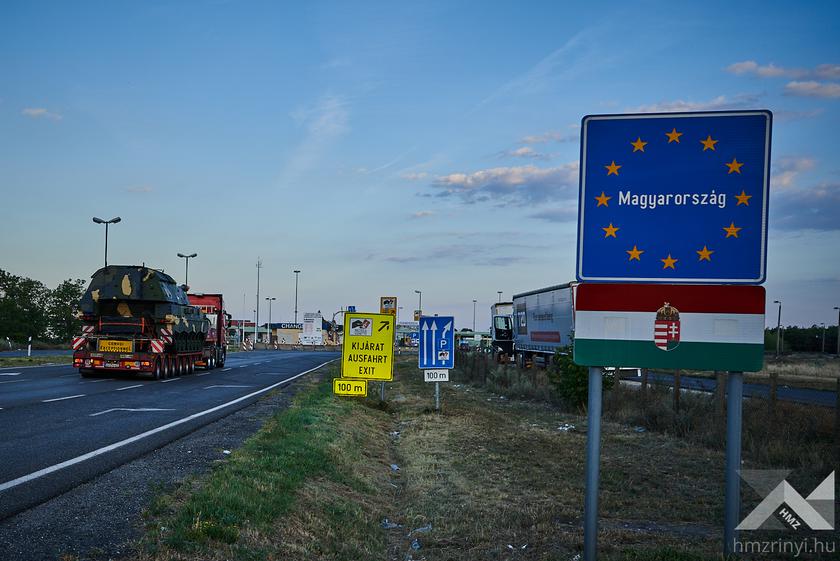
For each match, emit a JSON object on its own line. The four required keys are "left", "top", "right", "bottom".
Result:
{"left": 735, "top": 190, "right": 752, "bottom": 206}
{"left": 696, "top": 246, "right": 714, "bottom": 261}
{"left": 661, "top": 254, "right": 678, "bottom": 269}
{"left": 725, "top": 158, "right": 744, "bottom": 174}
{"left": 723, "top": 222, "right": 742, "bottom": 238}
{"left": 595, "top": 191, "right": 611, "bottom": 207}
{"left": 602, "top": 223, "right": 619, "bottom": 238}
{"left": 666, "top": 128, "right": 683, "bottom": 143}
{"left": 631, "top": 137, "right": 648, "bottom": 152}
{"left": 627, "top": 245, "right": 644, "bottom": 261}
{"left": 605, "top": 161, "right": 621, "bottom": 176}
{"left": 700, "top": 135, "right": 718, "bottom": 151}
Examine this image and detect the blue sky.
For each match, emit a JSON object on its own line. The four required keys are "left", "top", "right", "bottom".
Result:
{"left": 1, "top": 0, "right": 838, "bottom": 329}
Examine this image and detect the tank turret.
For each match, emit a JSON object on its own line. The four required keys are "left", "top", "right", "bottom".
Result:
{"left": 79, "top": 266, "right": 209, "bottom": 352}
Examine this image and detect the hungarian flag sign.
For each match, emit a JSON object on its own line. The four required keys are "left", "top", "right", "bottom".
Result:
{"left": 573, "top": 283, "right": 765, "bottom": 371}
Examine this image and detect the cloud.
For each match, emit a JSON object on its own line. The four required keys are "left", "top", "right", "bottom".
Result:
{"left": 375, "top": 241, "right": 539, "bottom": 267}
{"left": 772, "top": 182, "right": 840, "bottom": 231}
{"left": 501, "top": 146, "right": 548, "bottom": 160}
{"left": 401, "top": 172, "right": 429, "bottom": 181}
{"left": 410, "top": 210, "right": 434, "bottom": 219}
{"left": 772, "top": 157, "right": 816, "bottom": 189}
{"left": 520, "top": 130, "right": 579, "bottom": 144}
{"left": 21, "top": 107, "right": 62, "bottom": 120}
{"left": 280, "top": 94, "right": 349, "bottom": 184}
{"left": 630, "top": 94, "right": 762, "bottom": 113}
{"left": 126, "top": 185, "right": 154, "bottom": 194}
{"left": 784, "top": 81, "right": 840, "bottom": 98}
{"left": 528, "top": 206, "right": 578, "bottom": 222}
{"left": 432, "top": 163, "right": 579, "bottom": 205}
{"left": 726, "top": 60, "right": 840, "bottom": 81}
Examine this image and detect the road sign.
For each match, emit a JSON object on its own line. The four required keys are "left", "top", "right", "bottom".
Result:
{"left": 577, "top": 110, "right": 772, "bottom": 284}
{"left": 418, "top": 316, "right": 455, "bottom": 369}
{"left": 348, "top": 305, "right": 356, "bottom": 313}
{"left": 573, "top": 283, "right": 765, "bottom": 371}
{"left": 333, "top": 378, "right": 367, "bottom": 396}
{"left": 413, "top": 309, "right": 421, "bottom": 321}
{"left": 424, "top": 369, "right": 449, "bottom": 382}
{"left": 380, "top": 297, "right": 397, "bottom": 316}
{"left": 341, "top": 312, "right": 395, "bottom": 381}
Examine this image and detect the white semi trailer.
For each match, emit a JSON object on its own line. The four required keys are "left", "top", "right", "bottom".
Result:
{"left": 512, "top": 282, "right": 576, "bottom": 367}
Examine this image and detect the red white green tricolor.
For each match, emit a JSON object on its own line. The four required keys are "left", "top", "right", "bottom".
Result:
{"left": 573, "top": 284, "right": 765, "bottom": 371}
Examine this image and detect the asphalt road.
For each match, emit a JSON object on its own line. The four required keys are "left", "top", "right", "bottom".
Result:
{"left": 626, "top": 371, "right": 837, "bottom": 407}
{"left": 0, "top": 349, "right": 73, "bottom": 358}
{"left": 0, "top": 350, "right": 338, "bottom": 521}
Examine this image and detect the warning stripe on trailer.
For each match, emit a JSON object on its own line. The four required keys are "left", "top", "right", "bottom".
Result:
{"left": 71, "top": 337, "right": 86, "bottom": 350}
{"left": 150, "top": 340, "right": 165, "bottom": 353}
{"left": 82, "top": 325, "right": 95, "bottom": 334}
{"left": 159, "top": 329, "right": 173, "bottom": 344}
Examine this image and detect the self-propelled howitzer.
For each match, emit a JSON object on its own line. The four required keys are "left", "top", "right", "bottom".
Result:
{"left": 72, "top": 265, "right": 223, "bottom": 379}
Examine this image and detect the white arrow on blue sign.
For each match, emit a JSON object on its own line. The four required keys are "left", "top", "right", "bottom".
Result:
{"left": 418, "top": 316, "right": 455, "bottom": 370}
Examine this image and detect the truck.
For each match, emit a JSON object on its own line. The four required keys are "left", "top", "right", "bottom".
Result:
{"left": 186, "top": 293, "right": 230, "bottom": 369}
{"left": 489, "top": 301, "right": 514, "bottom": 362}
{"left": 71, "top": 265, "right": 226, "bottom": 379}
{"left": 512, "top": 282, "right": 575, "bottom": 367}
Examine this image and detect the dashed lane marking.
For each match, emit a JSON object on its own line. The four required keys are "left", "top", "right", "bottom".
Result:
{"left": 115, "top": 384, "right": 144, "bottom": 391}
{"left": 160, "top": 377, "right": 181, "bottom": 383}
{"left": 0, "top": 358, "right": 336, "bottom": 492}
{"left": 90, "top": 408, "right": 175, "bottom": 417}
{"left": 204, "top": 385, "right": 252, "bottom": 389}
{"left": 0, "top": 373, "right": 21, "bottom": 376}
{"left": 42, "top": 394, "right": 85, "bottom": 403}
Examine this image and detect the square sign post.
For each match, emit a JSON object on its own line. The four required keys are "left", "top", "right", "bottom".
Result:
{"left": 419, "top": 316, "right": 455, "bottom": 411}
{"left": 575, "top": 110, "right": 772, "bottom": 561}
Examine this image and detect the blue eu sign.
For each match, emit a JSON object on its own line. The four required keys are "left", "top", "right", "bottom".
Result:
{"left": 576, "top": 110, "right": 772, "bottom": 284}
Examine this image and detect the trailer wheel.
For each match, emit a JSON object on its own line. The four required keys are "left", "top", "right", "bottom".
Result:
{"left": 208, "top": 355, "right": 216, "bottom": 370}
{"left": 177, "top": 356, "right": 185, "bottom": 376}
{"left": 153, "top": 359, "right": 163, "bottom": 380}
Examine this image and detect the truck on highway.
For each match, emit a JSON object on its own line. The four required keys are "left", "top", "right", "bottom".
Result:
{"left": 512, "top": 282, "right": 575, "bottom": 367}
{"left": 72, "top": 265, "right": 227, "bottom": 379}
{"left": 490, "top": 301, "right": 514, "bottom": 362}
{"left": 187, "top": 293, "right": 230, "bottom": 369}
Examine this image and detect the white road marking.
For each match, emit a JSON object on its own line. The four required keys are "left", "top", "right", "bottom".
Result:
{"left": 160, "top": 377, "right": 181, "bottom": 383}
{"left": 0, "top": 364, "right": 73, "bottom": 371}
{"left": 196, "top": 372, "right": 211, "bottom": 377}
{"left": 204, "top": 385, "right": 252, "bottom": 389}
{"left": 238, "top": 365, "right": 247, "bottom": 368}
{"left": 90, "top": 408, "right": 175, "bottom": 417}
{"left": 42, "top": 394, "right": 85, "bottom": 403}
{"left": 222, "top": 368, "right": 232, "bottom": 371}
{"left": 0, "top": 358, "right": 336, "bottom": 492}
{"left": 115, "top": 384, "right": 143, "bottom": 391}
{"left": 81, "top": 379, "right": 108, "bottom": 383}
{"left": 0, "top": 373, "right": 21, "bottom": 376}
{"left": 0, "top": 380, "right": 23, "bottom": 385}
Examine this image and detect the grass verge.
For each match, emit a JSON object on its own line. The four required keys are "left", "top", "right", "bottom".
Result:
{"left": 0, "top": 355, "right": 72, "bottom": 367}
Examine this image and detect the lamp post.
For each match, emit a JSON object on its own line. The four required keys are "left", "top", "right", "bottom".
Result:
{"left": 472, "top": 299, "right": 477, "bottom": 332}
{"left": 415, "top": 290, "right": 422, "bottom": 318}
{"left": 773, "top": 300, "right": 782, "bottom": 358}
{"left": 398, "top": 306, "right": 403, "bottom": 324}
{"left": 92, "top": 216, "right": 121, "bottom": 267}
{"left": 177, "top": 252, "right": 197, "bottom": 287}
{"left": 256, "top": 260, "right": 262, "bottom": 345}
{"left": 821, "top": 323, "right": 826, "bottom": 353}
{"left": 266, "top": 297, "right": 276, "bottom": 345}
{"left": 293, "top": 270, "right": 301, "bottom": 324}
{"left": 497, "top": 291, "right": 503, "bottom": 303}
{"left": 835, "top": 307, "right": 840, "bottom": 356}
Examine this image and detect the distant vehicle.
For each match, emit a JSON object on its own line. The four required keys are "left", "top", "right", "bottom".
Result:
{"left": 71, "top": 265, "right": 228, "bottom": 379}
{"left": 512, "top": 283, "right": 575, "bottom": 368}
{"left": 187, "top": 293, "right": 231, "bottom": 369}
{"left": 490, "top": 301, "right": 514, "bottom": 362}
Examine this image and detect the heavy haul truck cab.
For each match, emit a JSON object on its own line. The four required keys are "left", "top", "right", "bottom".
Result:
{"left": 491, "top": 314, "right": 514, "bottom": 363}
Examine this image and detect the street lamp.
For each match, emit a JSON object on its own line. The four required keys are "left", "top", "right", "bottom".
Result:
{"left": 293, "top": 270, "right": 301, "bottom": 324}
{"left": 497, "top": 291, "right": 503, "bottom": 303}
{"left": 415, "top": 290, "right": 422, "bottom": 318}
{"left": 834, "top": 306, "right": 840, "bottom": 355}
{"left": 92, "top": 216, "right": 121, "bottom": 267}
{"left": 177, "top": 252, "right": 197, "bottom": 287}
{"left": 398, "top": 306, "right": 403, "bottom": 324}
{"left": 256, "top": 259, "right": 262, "bottom": 345}
{"left": 773, "top": 300, "right": 782, "bottom": 358}
{"left": 265, "top": 297, "right": 276, "bottom": 345}
{"left": 820, "top": 323, "right": 826, "bottom": 353}
{"left": 472, "top": 299, "right": 477, "bottom": 331}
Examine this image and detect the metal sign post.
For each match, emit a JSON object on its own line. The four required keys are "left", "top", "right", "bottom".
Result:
{"left": 583, "top": 367, "right": 603, "bottom": 561}
{"left": 419, "top": 316, "right": 455, "bottom": 412}
{"left": 435, "top": 381, "right": 440, "bottom": 411}
{"left": 724, "top": 371, "right": 744, "bottom": 555}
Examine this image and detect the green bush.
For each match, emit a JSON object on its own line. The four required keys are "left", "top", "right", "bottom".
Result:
{"left": 547, "top": 346, "right": 614, "bottom": 408}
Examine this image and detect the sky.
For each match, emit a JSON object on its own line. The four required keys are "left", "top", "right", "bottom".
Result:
{"left": 1, "top": 0, "right": 838, "bottom": 330}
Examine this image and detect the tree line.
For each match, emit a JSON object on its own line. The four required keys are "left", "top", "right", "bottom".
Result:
{"left": 764, "top": 325, "right": 838, "bottom": 354}
{"left": 0, "top": 269, "right": 86, "bottom": 346}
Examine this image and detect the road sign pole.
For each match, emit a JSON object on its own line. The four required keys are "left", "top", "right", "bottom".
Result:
{"left": 583, "top": 366, "right": 602, "bottom": 561}
{"left": 380, "top": 381, "right": 385, "bottom": 401}
{"left": 723, "top": 371, "right": 743, "bottom": 556}
{"left": 435, "top": 381, "right": 440, "bottom": 411}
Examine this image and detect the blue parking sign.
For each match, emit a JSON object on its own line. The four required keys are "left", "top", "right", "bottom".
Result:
{"left": 577, "top": 110, "right": 772, "bottom": 284}
{"left": 418, "top": 316, "right": 455, "bottom": 369}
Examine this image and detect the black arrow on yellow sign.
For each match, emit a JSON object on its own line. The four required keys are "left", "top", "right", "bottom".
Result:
{"left": 378, "top": 320, "right": 390, "bottom": 332}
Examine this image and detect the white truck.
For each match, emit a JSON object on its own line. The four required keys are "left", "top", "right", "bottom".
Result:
{"left": 512, "top": 282, "right": 575, "bottom": 367}
{"left": 490, "top": 301, "right": 514, "bottom": 362}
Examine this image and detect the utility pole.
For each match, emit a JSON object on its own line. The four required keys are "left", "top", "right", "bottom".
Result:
{"left": 835, "top": 307, "right": 840, "bottom": 356}
{"left": 293, "top": 269, "right": 301, "bottom": 324}
{"left": 821, "top": 323, "right": 826, "bottom": 353}
{"left": 256, "top": 259, "right": 262, "bottom": 345}
{"left": 415, "top": 290, "right": 422, "bottom": 317}
{"left": 472, "top": 299, "right": 477, "bottom": 331}
{"left": 266, "top": 297, "right": 276, "bottom": 345}
{"left": 773, "top": 300, "right": 782, "bottom": 358}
